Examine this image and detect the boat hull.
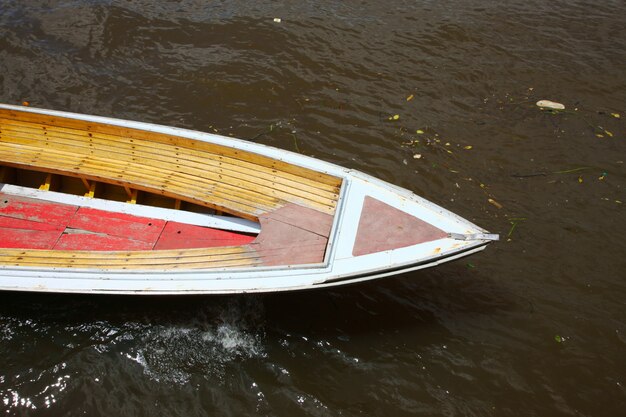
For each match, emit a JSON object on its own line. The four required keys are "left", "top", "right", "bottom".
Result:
{"left": 0, "top": 104, "right": 496, "bottom": 294}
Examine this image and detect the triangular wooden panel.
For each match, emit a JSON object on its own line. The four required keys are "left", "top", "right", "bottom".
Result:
{"left": 352, "top": 196, "right": 447, "bottom": 256}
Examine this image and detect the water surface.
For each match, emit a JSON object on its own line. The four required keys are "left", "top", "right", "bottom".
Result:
{"left": 0, "top": 1, "right": 624, "bottom": 416}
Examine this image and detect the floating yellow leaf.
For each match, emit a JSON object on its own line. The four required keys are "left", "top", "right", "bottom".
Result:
{"left": 416, "top": 129, "right": 424, "bottom": 134}
{"left": 22, "top": 101, "right": 29, "bottom": 106}
{"left": 605, "top": 130, "right": 613, "bottom": 137}
{"left": 488, "top": 198, "right": 503, "bottom": 209}
{"left": 406, "top": 94, "right": 414, "bottom": 101}
{"left": 393, "top": 114, "right": 400, "bottom": 120}
{"left": 464, "top": 145, "right": 473, "bottom": 150}
{"left": 578, "top": 175, "right": 583, "bottom": 183}
{"left": 611, "top": 113, "right": 621, "bottom": 119}
{"left": 596, "top": 134, "right": 604, "bottom": 138}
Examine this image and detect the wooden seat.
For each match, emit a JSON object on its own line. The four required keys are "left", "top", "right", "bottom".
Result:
{"left": 0, "top": 108, "right": 341, "bottom": 220}
{"left": 0, "top": 108, "right": 342, "bottom": 270}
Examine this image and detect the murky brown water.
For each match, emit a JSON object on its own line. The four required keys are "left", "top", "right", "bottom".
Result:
{"left": 1, "top": 0, "right": 625, "bottom": 415}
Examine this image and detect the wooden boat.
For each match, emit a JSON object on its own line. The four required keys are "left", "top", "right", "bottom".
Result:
{"left": 0, "top": 103, "right": 497, "bottom": 294}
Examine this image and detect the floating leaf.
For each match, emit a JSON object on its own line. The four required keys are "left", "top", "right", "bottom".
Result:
{"left": 596, "top": 133, "right": 604, "bottom": 138}
{"left": 536, "top": 100, "right": 565, "bottom": 110}
{"left": 611, "top": 112, "right": 621, "bottom": 119}
{"left": 273, "top": 17, "right": 282, "bottom": 23}
{"left": 605, "top": 130, "right": 613, "bottom": 137}
{"left": 488, "top": 198, "right": 503, "bottom": 209}
{"left": 554, "top": 335, "right": 563, "bottom": 343}
{"left": 413, "top": 154, "right": 422, "bottom": 159}
{"left": 416, "top": 129, "right": 424, "bottom": 134}
{"left": 464, "top": 145, "right": 473, "bottom": 150}
{"left": 578, "top": 175, "right": 583, "bottom": 183}
{"left": 406, "top": 94, "right": 414, "bottom": 101}
{"left": 393, "top": 114, "right": 400, "bottom": 120}
{"left": 22, "top": 101, "right": 29, "bottom": 106}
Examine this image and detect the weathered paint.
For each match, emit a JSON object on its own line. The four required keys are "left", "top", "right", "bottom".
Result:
{"left": 0, "top": 192, "right": 258, "bottom": 252}
{"left": 0, "top": 104, "right": 496, "bottom": 294}
{"left": 69, "top": 207, "right": 166, "bottom": 244}
{"left": 352, "top": 196, "right": 447, "bottom": 257}
{"left": 154, "top": 221, "right": 255, "bottom": 250}
{"left": 251, "top": 203, "right": 333, "bottom": 266}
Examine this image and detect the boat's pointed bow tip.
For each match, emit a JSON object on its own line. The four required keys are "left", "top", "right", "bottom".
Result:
{"left": 448, "top": 232, "right": 500, "bottom": 242}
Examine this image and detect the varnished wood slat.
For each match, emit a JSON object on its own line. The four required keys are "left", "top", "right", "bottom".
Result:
{"left": 0, "top": 250, "right": 259, "bottom": 266}
{"left": 0, "top": 146, "right": 281, "bottom": 219}
{"left": 0, "top": 124, "right": 339, "bottom": 209}
{"left": 1, "top": 258, "right": 260, "bottom": 270}
{"left": 0, "top": 245, "right": 250, "bottom": 259}
{"left": 0, "top": 141, "right": 284, "bottom": 211}
{"left": 0, "top": 118, "right": 340, "bottom": 196}
{"left": 0, "top": 109, "right": 342, "bottom": 187}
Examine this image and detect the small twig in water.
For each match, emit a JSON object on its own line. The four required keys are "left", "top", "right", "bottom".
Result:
{"left": 291, "top": 133, "right": 301, "bottom": 153}
{"left": 507, "top": 217, "right": 526, "bottom": 239}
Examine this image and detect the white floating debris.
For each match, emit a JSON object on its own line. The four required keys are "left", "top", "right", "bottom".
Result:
{"left": 536, "top": 100, "right": 565, "bottom": 110}
{"left": 273, "top": 18, "right": 282, "bottom": 23}
{"left": 413, "top": 154, "right": 422, "bottom": 159}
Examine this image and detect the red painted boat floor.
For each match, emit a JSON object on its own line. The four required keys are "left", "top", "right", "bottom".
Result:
{"left": 0, "top": 193, "right": 256, "bottom": 251}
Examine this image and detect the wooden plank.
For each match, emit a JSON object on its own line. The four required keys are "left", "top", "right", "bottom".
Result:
{"left": 54, "top": 233, "right": 155, "bottom": 251}
{"left": 0, "top": 215, "right": 64, "bottom": 232}
{"left": 0, "top": 124, "right": 340, "bottom": 209}
{"left": 154, "top": 221, "right": 256, "bottom": 250}
{"left": 0, "top": 247, "right": 261, "bottom": 269}
{"left": 67, "top": 207, "right": 166, "bottom": 244}
{"left": 0, "top": 141, "right": 289, "bottom": 211}
{"left": 0, "top": 250, "right": 258, "bottom": 265}
{"left": 0, "top": 256, "right": 260, "bottom": 270}
{"left": 0, "top": 244, "right": 249, "bottom": 260}
{"left": 0, "top": 147, "right": 277, "bottom": 220}
{"left": 0, "top": 228, "right": 64, "bottom": 250}
{"left": 0, "top": 193, "right": 78, "bottom": 227}
{"left": 0, "top": 119, "right": 341, "bottom": 197}
{"left": 0, "top": 109, "right": 343, "bottom": 187}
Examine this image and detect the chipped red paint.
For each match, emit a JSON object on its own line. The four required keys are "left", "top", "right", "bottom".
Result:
{"left": 0, "top": 228, "right": 65, "bottom": 249}
{"left": 69, "top": 207, "right": 166, "bottom": 243}
{"left": 54, "top": 233, "right": 155, "bottom": 251}
{"left": 352, "top": 196, "right": 446, "bottom": 257}
{"left": 0, "top": 194, "right": 78, "bottom": 226}
{"left": 154, "top": 221, "right": 255, "bottom": 250}
{"left": 0, "top": 194, "right": 335, "bottom": 266}
{"left": 250, "top": 203, "right": 333, "bottom": 266}
{"left": 0, "top": 193, "right": 259, "bottom": 252}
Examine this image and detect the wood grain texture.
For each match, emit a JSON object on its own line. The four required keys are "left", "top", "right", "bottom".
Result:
{"left": 0, "top": 109, "right": 342, "bottom": 221}
{"left": 0, "top": 108, "right": 342, "bottom": 270}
